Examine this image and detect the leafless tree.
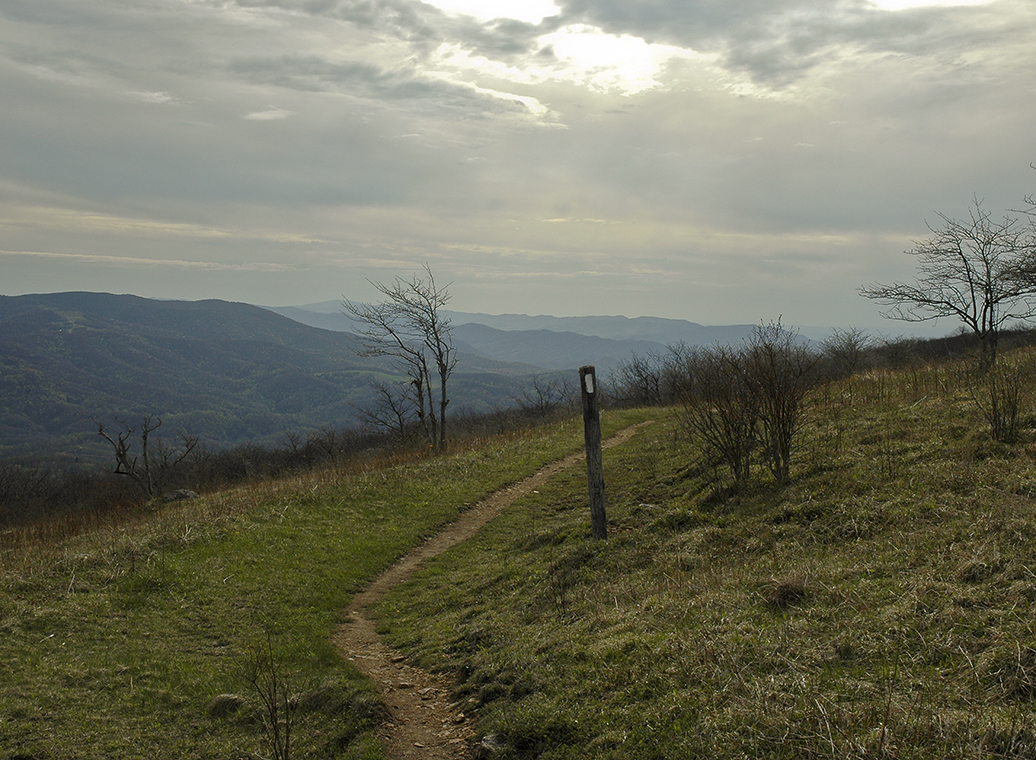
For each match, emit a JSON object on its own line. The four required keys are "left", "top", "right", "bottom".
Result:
{"left": 515, "top": 374, "right": 575, "bottom": 418}
{"left": 860, "top": 199, "right": 1036, "bottom": 369}
{"left": 97, "top": 415, "right": 198, "bottom": 499}
{"left": 344, "top": 264, "right": 457, "bottom": 448}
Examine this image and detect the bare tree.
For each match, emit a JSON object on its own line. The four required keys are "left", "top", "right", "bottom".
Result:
{"left": 860, "top": 199, "right": 1036, "bottom": 368}
{"left": 514, "top": 374, "right": 575, "bottom": 418}
{"left": 344, "top": 264, "right": 457, "bottom": 448}
{"left": 97, "top": 415, "right": 198, "bottom": 499}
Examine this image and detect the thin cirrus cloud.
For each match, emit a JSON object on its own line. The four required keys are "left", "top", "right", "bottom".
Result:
{"left": 243, "top": 106, "right": 294, "bottom": 120}
{"left": 0, "top": 249, "right": 296, "bottom": 272}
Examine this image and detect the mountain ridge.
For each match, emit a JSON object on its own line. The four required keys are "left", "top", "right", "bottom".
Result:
{"left": 263, "top": 301, "right": 761, "bottom": 366}
{"left": 0, "top": 292, "right": 534, "bottom": 466}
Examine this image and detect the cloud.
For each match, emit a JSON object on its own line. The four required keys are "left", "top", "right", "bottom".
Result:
{"left": 243, "top": 106, "right": 294, "bottom": 120}
{"left": 128, "top": 90, "right": 180, "bottom": 104}
{"left": 0, "top": 249, "right": 296, "bottom": 272}
{"left": 1, "top": 205, "right": 329, "bottom": 244}
{"left": 1, "top": 0, "right": 1034, "bottom": 326}
{"left": 552, "top": 0, "right": 1030, "bottom": 87}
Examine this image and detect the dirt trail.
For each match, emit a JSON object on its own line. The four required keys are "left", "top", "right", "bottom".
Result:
{"left": 333, "top": 422, "right": 652, "bottom": 759}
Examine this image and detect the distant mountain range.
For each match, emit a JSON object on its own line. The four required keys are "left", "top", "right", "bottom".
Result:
{"left": 265, "top": 301, "right": 760, "bottom": 372}
{"left": 0, "top": 293, "right": 532, "bottom": 466}
{"left": 0, "top": 292, "right": 771, "bottom": 467}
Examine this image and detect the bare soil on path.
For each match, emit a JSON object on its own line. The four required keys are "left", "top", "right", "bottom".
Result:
{"left": 333, "top": 422, "right": 652, "bottom": 759}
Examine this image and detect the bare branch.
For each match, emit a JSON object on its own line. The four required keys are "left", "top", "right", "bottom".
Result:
{"left": 97, "top": 416, "right": 197, "bottom": 499}
{"left": 343, "top": 264, "right": 456, "bottom": 447}
{"left": 860, "top": 199, "right": 1036, "bottom": 367}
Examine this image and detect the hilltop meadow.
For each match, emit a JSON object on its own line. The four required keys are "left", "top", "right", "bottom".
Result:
{"left": 5, "top": 343, "right": 1036, "bottom": 758}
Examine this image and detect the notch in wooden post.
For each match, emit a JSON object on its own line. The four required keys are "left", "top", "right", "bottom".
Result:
{"left": 579, "top": 365, "right": 606, "bottom": 540}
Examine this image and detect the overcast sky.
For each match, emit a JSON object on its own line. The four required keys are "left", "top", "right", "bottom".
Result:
{"left": 1, "top": 0, "right": 1034, "bottom": 329}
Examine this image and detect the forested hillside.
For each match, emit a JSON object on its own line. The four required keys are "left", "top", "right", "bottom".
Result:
{"left": 0, "top": 292, "right": 531, "bottom": 466}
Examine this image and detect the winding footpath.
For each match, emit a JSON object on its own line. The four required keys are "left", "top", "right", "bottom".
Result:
{"left": 332, "top": 422, "right": 652, "bottom": 759}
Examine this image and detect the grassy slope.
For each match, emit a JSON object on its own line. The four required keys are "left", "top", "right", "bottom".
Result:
{"left": 374, "top": 357, "right": 1036, "bottom": 759}
{"left": 1, "top": 414, "right": 651, "bottom": 759}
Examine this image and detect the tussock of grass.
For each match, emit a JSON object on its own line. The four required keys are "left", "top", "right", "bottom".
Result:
{"left": 0, "top": 414, "right": 637, "bottom": 759}
{"left": 374, "top": 351, "right": 1036, "bottom": 759}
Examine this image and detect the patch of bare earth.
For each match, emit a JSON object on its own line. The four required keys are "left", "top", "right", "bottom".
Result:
{"left": 333, "top": 422, "right": 651, "bottom": 759}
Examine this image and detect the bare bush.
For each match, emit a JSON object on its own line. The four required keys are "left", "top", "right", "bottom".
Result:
{"left": 820, "top": 326, "right": 872, "bottom": 380}
{"left": 612, "top": 343, "right": 700, "bottom": 407}
{"left": 746, "top": 321, "right": 822, "bottom": 484}
{"left": 681, "top": 346, "right": 759, "bottom": 494}
{"left": 612, "top": 352, "right": 664, "bottom": 406}
{"left": 241, "top": 633, "right": 298, "bottom": 760}
{"left": 972, "top": 359, "right": 1028, "bottom": 443}
{"left": 678, "top": 323, "right": 820, "bottom": 491}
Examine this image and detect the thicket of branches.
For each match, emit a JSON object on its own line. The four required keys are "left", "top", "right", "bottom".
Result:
{"left": 677, "top": 323, "right": 821, "bottom": 492}
{"left": 609, "top": 322, "right": 1036, "bottom": 494}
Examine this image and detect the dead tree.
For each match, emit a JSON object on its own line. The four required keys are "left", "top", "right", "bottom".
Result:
{"left": 97, "top": 415, "right": 198, "bottom": 500}
{"left": 344, "top": 264, "right": 457, "bottom": 448}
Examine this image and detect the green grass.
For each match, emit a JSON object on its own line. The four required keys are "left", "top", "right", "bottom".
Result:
{"left": 0, "top": 413, "right": 654, "bottom": 759}
{"left": 373, "top": 356, "right": 1036, "bottom": 758}
{"left": 10, "top": 355, "right": 1036, "bottom": 760}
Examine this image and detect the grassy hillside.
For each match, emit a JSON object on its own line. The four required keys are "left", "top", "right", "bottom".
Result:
{"left": 0, "top": 413, "right": 651, "bottom": 759}
{"left": 374, "top": 353, "right": 1036, "bottom": 759}
{"left": 6, "top": 348, "right": 1036, "bottom": 759}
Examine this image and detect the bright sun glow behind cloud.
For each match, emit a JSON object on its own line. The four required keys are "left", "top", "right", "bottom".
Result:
{"left": 424, "top": 0, "right": 559, "bottom": 24}
{"left": 433, "top": 24, "right": 705, "bottom": 100}
{"left": 870, "top": 0, "right": 993, "bottom": 9}
{"left": 537, "top": 25, "right": 702, "bottom": 95}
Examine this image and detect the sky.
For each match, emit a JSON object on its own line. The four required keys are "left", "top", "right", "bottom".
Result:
{"left": 1, "top": 0, "right": 1035, "bottom": 330}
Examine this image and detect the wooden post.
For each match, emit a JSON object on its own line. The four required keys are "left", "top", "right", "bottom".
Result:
{"left": 579, "top": 365, "right": 607, "bottom": 540}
